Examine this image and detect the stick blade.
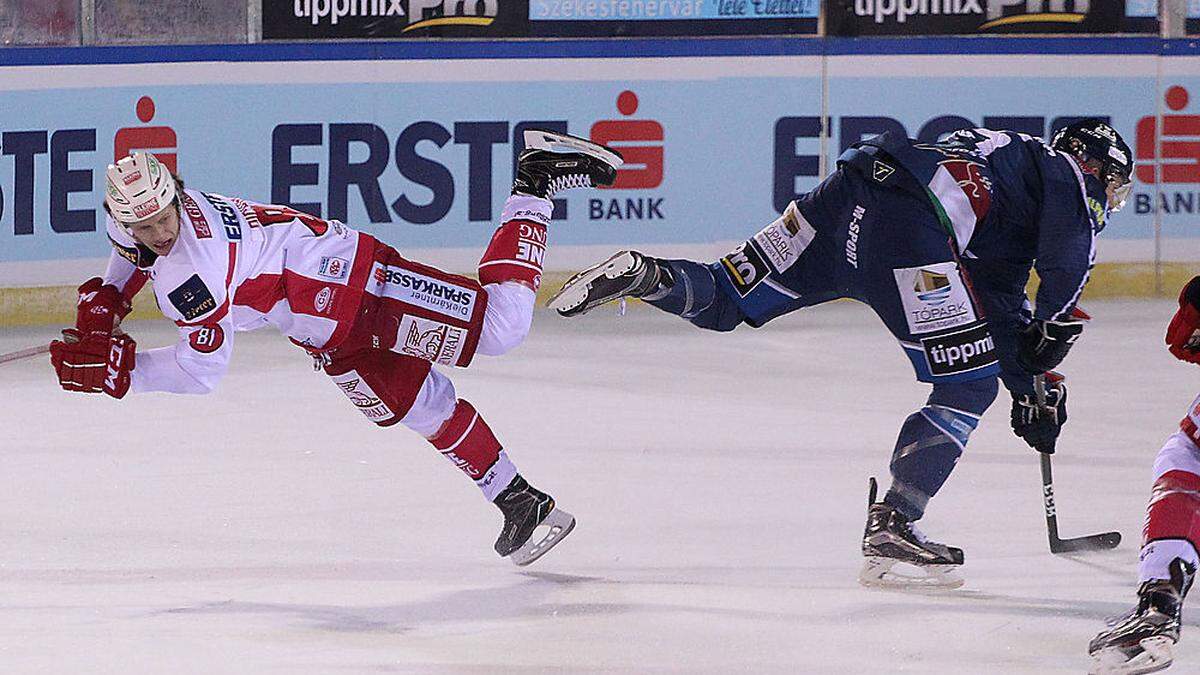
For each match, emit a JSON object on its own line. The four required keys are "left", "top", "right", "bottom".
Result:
{"left": 1050, "top": 531, "right": 1122, "bottom": 554}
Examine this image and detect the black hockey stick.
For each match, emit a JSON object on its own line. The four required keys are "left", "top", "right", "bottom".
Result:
{"left": 1034, "top": 374, "right": 1122, "bottom": 554}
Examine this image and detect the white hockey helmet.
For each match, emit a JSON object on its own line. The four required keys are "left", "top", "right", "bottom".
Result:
{"left": 105, "top": 151, "right": 177, "bottom": 224}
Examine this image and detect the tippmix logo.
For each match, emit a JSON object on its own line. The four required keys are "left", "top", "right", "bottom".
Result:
{"left": 291, "top": 0, "right": 498, "bottom": 31}
{"left": 850, "top": 0, "right": 1090, "bottom": 30}
{"left": 978, "top": 0, "right": 1089, "bottom": 30}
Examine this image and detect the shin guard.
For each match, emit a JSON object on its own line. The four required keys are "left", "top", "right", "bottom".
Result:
{"left": 1141, "top": 469, "right": 1200, "bottom": 582}
{"left": 427, "top": 399, "right": 517, "bottom": 500}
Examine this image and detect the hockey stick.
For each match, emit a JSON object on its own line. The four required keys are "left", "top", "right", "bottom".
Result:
{"left": 1034, "top": 374, "right": 1122, "bottom": 554}
{"left": 0, "top": 343, "right": 49, "bottom": 365}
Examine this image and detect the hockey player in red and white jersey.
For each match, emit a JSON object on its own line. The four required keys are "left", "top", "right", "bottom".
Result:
{"left": 48, "top": 130, "right": 623, "bottom": 567}
{"left": 1089, "top": 276, "right": 1200, "bottom": 673}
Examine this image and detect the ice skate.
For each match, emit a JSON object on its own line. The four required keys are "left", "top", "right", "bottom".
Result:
{"left": 493, "top": 474, "right": 575, "bottom": 567}
{"left": 547, "top": 250, "right": 668, "bottom": 317}
{"left": 513, "top": 130, "right": 623, "bottom": 200}
{"left": 858, "top": 477, "right": 965, "bottom": 590}
{"left": 1089, "top": 558, "right": 1194, "bottom": 674}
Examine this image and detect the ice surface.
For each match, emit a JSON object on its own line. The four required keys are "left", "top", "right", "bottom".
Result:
{"left": 1, "top": 299, "right": 1195, "bottom": 674}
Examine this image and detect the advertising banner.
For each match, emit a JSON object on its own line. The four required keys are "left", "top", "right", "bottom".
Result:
{"left": 0, "top": 43, "right": 1194, "bottom": 289}
{"left": 0, "top": 56, "right": 820, "bottom": 285}
{"left": 525, "top": 0, "right": 817, "bottom": 36}
{"left": 827, "top": 1, "right": 1129, "bottom": 36}
{"left": 262, "top": 0, "right": 531, "bottom": 38}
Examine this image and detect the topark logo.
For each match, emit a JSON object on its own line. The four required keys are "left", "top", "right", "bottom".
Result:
{"left": 914, "top": 269, "right": 954, "bottom": 306}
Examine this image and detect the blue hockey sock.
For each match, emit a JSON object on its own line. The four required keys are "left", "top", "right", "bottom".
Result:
{"left": 643, "top": 259, "right": 750, "bottom": 332}
{"left": 884, "top": 377, "right": 998, "bottom": 520}
{"left": 643, "top": 259, "right": 716, "bottom": 318}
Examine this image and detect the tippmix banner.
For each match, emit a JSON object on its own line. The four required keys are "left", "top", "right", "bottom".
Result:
{"left": 827, "top": 1, "right": 1130, "bottom": 36}
{"left": 263, "top": 0, "right": 531, "bottom": 38}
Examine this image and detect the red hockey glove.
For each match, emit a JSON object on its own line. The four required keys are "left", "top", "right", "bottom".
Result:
{"left": 73, "top": 277, "right": 132, "bottom": 335}
{"left": 49, "top": 329, "right": 136, "bottom": 399}
{"left": 1166, "top": 276, "right": 1200, "bottom": 365}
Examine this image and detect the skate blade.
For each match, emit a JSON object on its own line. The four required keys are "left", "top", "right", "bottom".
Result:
{"left": 858, "top": 556, "right": 964, "bottom": 590}
{"left": 547, "top": 251, "right": 639, "bottom": 315}
{"left": 509, "top": 507, "right": 576, "bottom": 567}
{"left": 522, "top": 130, "right": 624, "bottom": 169}
{"left": 1089, "top": 637, "right": 1174, "bottom": 675}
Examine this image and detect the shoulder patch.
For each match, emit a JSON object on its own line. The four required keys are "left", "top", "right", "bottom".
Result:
{"left": 187, "top": 324, "right": 225, "bottom": 354}
{"left": 109, "top": 237, "right": 139, "bottom": 265}
{"left": 108, "top": 236, "right": 158, "bottom": 268}
{"left": 719, "top": 241, "right": 771, "bottom": 297}
{"left": 168, "top": 274, "right": 218, "bottom": 321}
{"left": 180, "top": 193, "right": 212, "bottom": 239}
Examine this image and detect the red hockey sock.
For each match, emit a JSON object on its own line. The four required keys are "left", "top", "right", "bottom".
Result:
{"left": 427, "top": 399, "right": 502, "bottom": 481}
{"left": 1144, "top": 469, "right": 1200, "bottom": 549}
{"left": 478, "top": 220, "right": 546, "bottom": 290}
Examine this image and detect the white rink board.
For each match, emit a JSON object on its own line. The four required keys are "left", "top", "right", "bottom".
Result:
{"left": 1, "top": 299, "right": 1193, "bottom": 673}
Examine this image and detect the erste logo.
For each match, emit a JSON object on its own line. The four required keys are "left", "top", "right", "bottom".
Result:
{"left": 1136, "top": 85, "right": 1200, "bottom": 185}
{"left": 114, "top": 96, "right": 178, "bottom": 173}
{"left": 590, "top": 90, "right": 664, "bottom": 189}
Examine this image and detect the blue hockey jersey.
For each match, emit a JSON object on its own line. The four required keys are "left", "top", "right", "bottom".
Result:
{"left": 840, "top": 128, "right": 1107, "bottom": 392}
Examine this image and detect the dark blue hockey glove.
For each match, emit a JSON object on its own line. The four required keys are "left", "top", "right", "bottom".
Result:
{"left": 1016, "top": 318, "right": 1085, "bottom": 375}
{"left": 1011, "top": 380, "right": 1067, "bottom": 454}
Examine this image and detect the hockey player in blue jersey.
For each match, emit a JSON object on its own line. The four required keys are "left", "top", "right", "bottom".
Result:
{"left": 549, "top": 119, "right": 1133, "bottom": 588}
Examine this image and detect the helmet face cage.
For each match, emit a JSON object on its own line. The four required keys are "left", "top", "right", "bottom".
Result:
{"left": 1051, "top": 120, "right": 1133, "bottom": 214}
{"left": 105, "top": 152, "right": 178, "bottom": 228}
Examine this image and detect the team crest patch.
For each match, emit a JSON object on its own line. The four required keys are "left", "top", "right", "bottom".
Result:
{"left": 168, "top": 274, "right": 218, "bottom": 321}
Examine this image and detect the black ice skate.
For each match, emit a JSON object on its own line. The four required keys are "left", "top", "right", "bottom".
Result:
{"left": 859, "top": 477, "right": 965, "bottom": 590}
{"left": 513, "top": 130, "right": 623, "bottom": 200}
{"left": 547, "top": 250, "right": 668, "bottom": 317}
{"left": 1089, "top": 558, "right": 1195, "bottom": 674}
{"left": 493, "top": 474, "right": 576, "bottom": 567}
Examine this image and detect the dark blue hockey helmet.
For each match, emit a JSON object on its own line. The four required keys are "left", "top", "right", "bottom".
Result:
{"left": 1051, "top": 119, "right": 1133, "bottom": 214}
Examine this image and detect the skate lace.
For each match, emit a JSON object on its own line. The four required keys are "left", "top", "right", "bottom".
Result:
{"left": 548, "top": 174, "right": 592, "bottom": 195}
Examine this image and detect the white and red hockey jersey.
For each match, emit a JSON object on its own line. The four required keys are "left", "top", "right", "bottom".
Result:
{"left": 103, "top": 189, "right": 376, "bottom": 394}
